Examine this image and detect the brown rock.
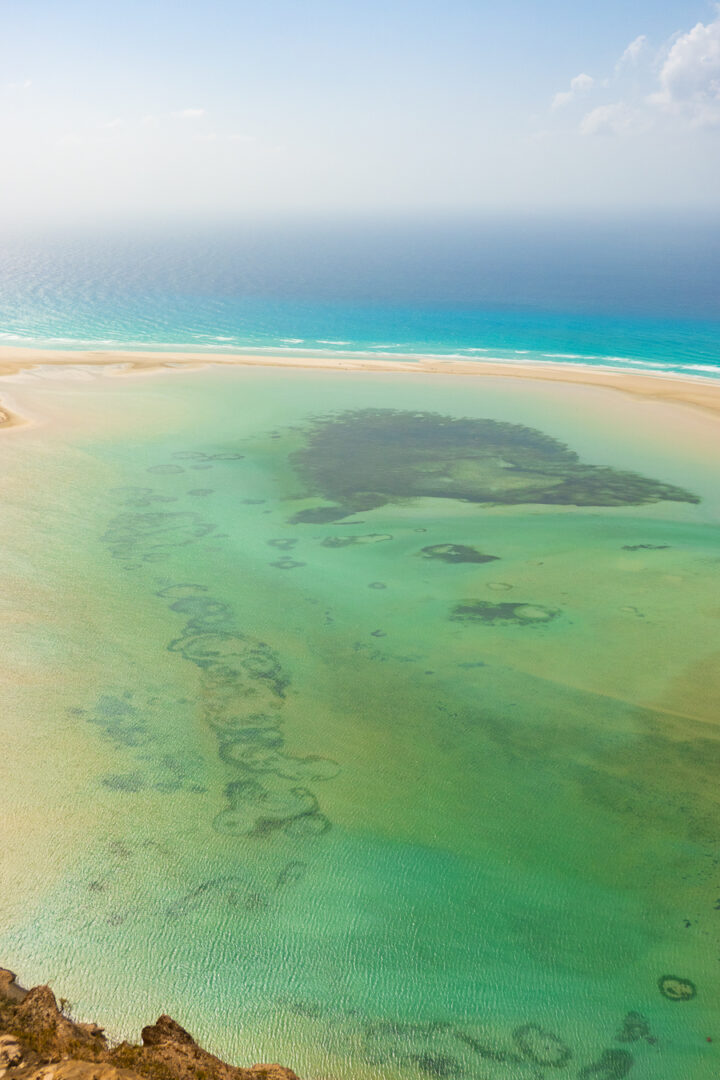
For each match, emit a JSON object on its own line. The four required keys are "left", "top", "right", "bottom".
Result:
{"left": 1, "top": 967, "right": 299, "bottom": 1080}
{"left": 141, "top": 1017, "right": 195, "bottom": 1048}
{"left": 25, "top": 1065, "right": 137, "bottom": 1080}
{"left": 16, "top": 988, "right": 62, "bottom": 1034}
{"left": 0, "top": 1034, "right": 23, "bottom": 1067}
{"left": 0, "top": 970, "right": 28, "bottom": 1005}
{"left": 135, "top": 1014, "right": 299, "bottom": 1080}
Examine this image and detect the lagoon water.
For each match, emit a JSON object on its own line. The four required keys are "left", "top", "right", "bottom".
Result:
{"left": 1, "top": 362, "right": 720, "bottom": 1080}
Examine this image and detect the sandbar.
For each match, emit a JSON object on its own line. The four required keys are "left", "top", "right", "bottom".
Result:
{"left": 1, "top": 344, "right": 720, "bottom": 426}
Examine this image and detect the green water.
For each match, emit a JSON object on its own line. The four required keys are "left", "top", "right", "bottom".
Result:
{"left": 1, "top": 366, "right": 719, "bottom": 1080}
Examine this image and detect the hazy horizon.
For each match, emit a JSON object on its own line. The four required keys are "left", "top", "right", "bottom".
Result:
{"left": 2, "top": 0, "right": 720, "bottom": 225}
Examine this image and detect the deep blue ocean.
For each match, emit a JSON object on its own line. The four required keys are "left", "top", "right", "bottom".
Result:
{"left": 1, "top": 215, "right": 718, "bottom": 377}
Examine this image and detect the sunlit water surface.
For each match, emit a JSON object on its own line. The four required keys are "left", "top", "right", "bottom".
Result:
{"left": 1, "top": 366, "right": 719, "bottom": 1080}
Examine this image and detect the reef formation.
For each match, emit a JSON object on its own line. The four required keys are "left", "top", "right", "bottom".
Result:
{"left": 420, "top": 544, "right": 499, "bottom": 564}
{"left": 288, "top": 408, "right": 699, "bottom": 521}
{"left": 98, "top": 482, "right": 339, "bottom": 844}
{"left": 451, "top": 600, "right": 560, "bottom": 625}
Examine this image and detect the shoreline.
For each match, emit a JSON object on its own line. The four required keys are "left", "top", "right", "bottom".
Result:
{"left": 1, "top": 344, "right": 720, "bottom": 426}
{"left": 0, "top": 966, "right": 298, "bottom": 1080}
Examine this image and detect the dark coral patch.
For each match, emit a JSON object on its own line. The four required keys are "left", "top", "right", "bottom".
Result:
{"left": 288, "top": 408, "right": 699, "bottom": 519}
{"left": 622, "top": 544, "right": 670, "bottom": 551}
{"left": 659, "top": 975, "right": 696, "bottom": 1001}
{"left": 101, "top": 772, "right": 147, "bottom": 792}
{"left": 101, "top": 511, "right": 215, "bottom": 561}
{"left": 615, "top": 1012, "right": 656, "bottom": 1045}
{"left": 321, "top": 533, "right": 393, "bottom": 548}
{"left": 579, "top": 1048, "right": 633, "bottom": 1078}
{"left": 451, "top": 600, "right": 559, "bottom": 625}
{"left": 290, "top": 505, "right": 352, "bottom": 524}
{"left": 513, "top": 1024, "right": 572, "bottom": 1067}
{"left": 420, "top": 543, "right": 499, "bottom": 564}
{"left": 214, "top": 776, "right": 318, "bottom": 837}
{"left": 411, "top": 1054, "right": 459, "bottom": 1078}
{"left": 268, "top": 537, "right": 299, "bottom": 550}
{"left": 147, "top": 464, "right": 185, "bottom": 475}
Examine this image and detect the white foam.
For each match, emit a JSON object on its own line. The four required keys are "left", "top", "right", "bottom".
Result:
{"left": 542, "top": 352, "right": 604, "bottom": 361}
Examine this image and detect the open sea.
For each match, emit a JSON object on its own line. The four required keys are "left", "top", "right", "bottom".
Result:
{"left": 0, "top": 217, "right": 719, "bottom": 377}
{"left": 1, "top": 219, "right": 719, "bottom": 1080}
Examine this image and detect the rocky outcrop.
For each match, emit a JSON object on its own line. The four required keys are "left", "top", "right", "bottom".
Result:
{"left": 0, "top": 969, "right": 298, "bottom": 1080}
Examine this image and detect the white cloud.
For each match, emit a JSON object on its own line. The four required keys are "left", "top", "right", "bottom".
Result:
{"left": 140, "top": 109, "right": 206, "bottom": 127}
{"left": 649, "top": 14, "right": 720, "bottom": 126}
{"left": 617, "top": 35, "right": 648, "bottom": 68}
{"left": 553, "top": 11, "right": 720, "bottom": 135}
{"left": 580, "top": 102, "right": 641, "bottom": 136}
{"left": 7, "top": 79, "right": 32, "bottom": 90}
{"left": 552, "top": 73, "right": 594, "bottom": 110}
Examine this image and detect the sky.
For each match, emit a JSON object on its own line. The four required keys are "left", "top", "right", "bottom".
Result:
{"left": 1, "top": 0, "right": 720, "bottom": 223}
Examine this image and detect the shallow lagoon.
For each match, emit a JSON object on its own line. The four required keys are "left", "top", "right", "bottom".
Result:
{"left": 1, "top": 365, "right": 719, "bottom": 1080}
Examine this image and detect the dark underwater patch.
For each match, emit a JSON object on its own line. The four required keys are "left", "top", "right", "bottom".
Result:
{"left": 290, "top": 505, "right": 352, "bottom": 524}
{"left": 578, "top": 1048, "right": 633, "bottom": 1078}
{"left": 512, "top": 1024, "right": 572, "bottom": 1067}
{"left": 658, "top": 974, "right": 696, "bottom": 1001}
{"left": 268, "top": 537, "right": 299, "bottom": 550}
{"left": 158, "top": 580, "right": 338, "bottom": 841}
{"left": 615, "top": 1012, "right": 656, "bottom": 1045}
{"left": 451, "top": 600, "right": 559, "bottom": 625}
{"left": 214, "top": 776, "right": 319, "bottom": 837}
{"left": 147, "top": 464, "right": 185, "bottom": 475}
{"left": 420, "top": 543, "right": 499, "bottom": 564}
{"left": 410, "top": 1054, "right": 459, "bottom": 1077}
{"left": 621, "top": 544, "right": 671, "bottom": 551}
{"left": 101, "top": 510, "right": 215, "bottom": 562}
{"left": 321, "top": 533, "right": 394, "bottom": 548}
{"left": 288, "top": 408, "right": 699, "bottom": 520}
{"left": 99, "top": 473, "right": 339, "bottom": 850}
{"left": 101, "top": 771, "right": 147, "bottom": 792}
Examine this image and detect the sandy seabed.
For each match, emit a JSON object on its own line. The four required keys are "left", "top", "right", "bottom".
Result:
{"left": 1, "top": 345, "right": 720, "bottom": 1079}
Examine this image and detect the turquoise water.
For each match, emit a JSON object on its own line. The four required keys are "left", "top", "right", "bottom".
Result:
{"left": 0, "top": 222, "right": 718, "bottom": 377}
{"left": 1, "top": 365, "right": 719, "bottom": 1080}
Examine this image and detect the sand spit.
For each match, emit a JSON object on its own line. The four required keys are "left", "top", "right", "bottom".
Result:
{"left": 1, "top": 346, "right": 720, "bottom": 426}
{"left": 0, "top": 968, "right": 298, "bottom": 1080}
